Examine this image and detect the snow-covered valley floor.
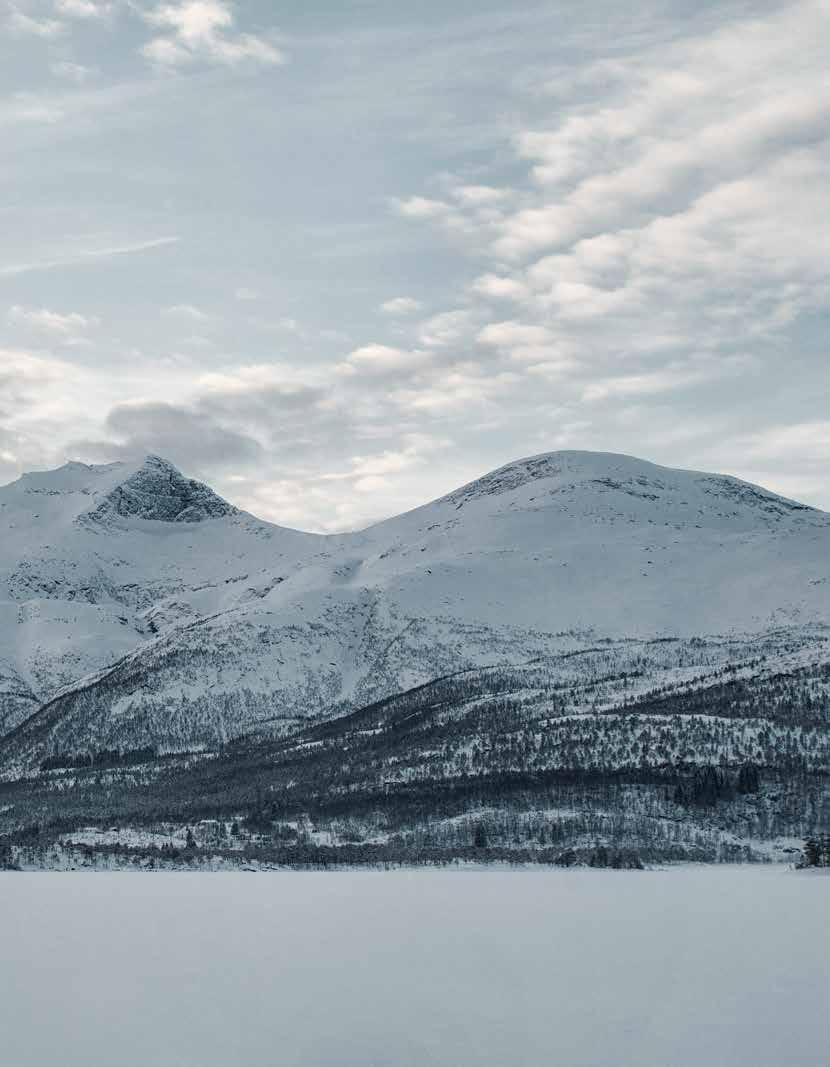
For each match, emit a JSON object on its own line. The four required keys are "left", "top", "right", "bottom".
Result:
{"left": 0, "top": 867, "right": 825, "bottom": 1067}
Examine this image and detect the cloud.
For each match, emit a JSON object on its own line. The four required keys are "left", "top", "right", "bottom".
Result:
{"left": 56, "top": 0, "right": 111, "bottom": 16}
{"left": 393, "top": 0, "right": 830, "bottom": 453}
{"left": 740, "top": 421, "right": 830, "bottom": 463}
{"left": 77, "top": 236, "right": 181, "bottom": 259}
{"left": 197, "top": 362, "right": 325, "bottom": 394}
{"left": 340, "top": 343, "right": 430, "bottom": 377}
{"left": 80, "top": 400, "right": 265, "bottom": 471}
{"left": 380, "top": 296, "right": 422, "bottom": 315}
{"left": 7, "top": 6, "right": 63, "bottom": 36}
{"left": 0, "top": 236, "right": 179, "bottom": 276}
{"left": 390, "top": 363, "right": 520, "bottom": 414}
{"left": 394, "top": 196, "right": 451, "bottom": 220}
{"left": 583, "top": 368, "right": 709, "bottom": 403}
{"left": 0, "top": 349, "right": 73, "bottom": 387}
{"left": 51, "top": 61, "right": 96, "bottom": 82}
{"left": 7, "top": 305, "right": 99, "bottom": 335}
{"left": 164, "top": 303, "right": 209, "bottom": 321}
{"left": 140, "top": 0, "right": 285, "bottom": 66}
{"left": 319, "top": 442, "right": 432, "bottom": 494}
{"left": 282, "top": 433, "right": 455, "bottom": 519}
{"left": 197, "top": 373, "right": 331, "bottom": 433}
{"left": 451, "top": 184, "right": 509, "bottom": 207}
{"left": 477, "top": 321, "right": 552, "bottom": 349}
{"left": 475, "top": 320, "right": 573, "bottom": 368}
{"left": 417, "top": 310, "right": 472, "bottom": 348}
{"left": 0, "top": 92, "right": 65, "bottom": 124}
{"left": 494, "top": 5, "right": 830, "bottom": 263}
{"left": 471, "top": 274, "right": 530, "bottom": 302}
{"left": 0, "top": 350, "right": 117, "bottom": 479}
{"left": 192, "top": 365, "right": 355, "bottom": 465}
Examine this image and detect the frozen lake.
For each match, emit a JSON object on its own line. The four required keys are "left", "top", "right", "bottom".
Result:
{"left": 1, "top": 866, "right": 826, "bottom": 1067}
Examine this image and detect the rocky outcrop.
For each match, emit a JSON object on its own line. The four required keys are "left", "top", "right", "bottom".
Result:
{"left": 83, "top": 455, "right": 236, "bottom": 525}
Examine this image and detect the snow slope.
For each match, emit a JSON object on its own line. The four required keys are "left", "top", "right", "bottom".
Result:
{"left": 0, "top": 455, "right": 321, "bottom": 732}
{"left": 2, "top": 450, "right": 830, "bottom": 759}
{"left": 349, "top": 450, "right": 830, "bottom": 634}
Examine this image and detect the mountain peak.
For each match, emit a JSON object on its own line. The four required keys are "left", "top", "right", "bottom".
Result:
{"left": 429, "top": 448, "right": 822, "bottom": 529}
{"left": 136, "top": 452, "right": 178, "bottom": 473}
{"left": 83, "top": 454, "right": 237, "bottom": 526}
{"left": 440, "top": 450, "right": 665, "bottom": 507}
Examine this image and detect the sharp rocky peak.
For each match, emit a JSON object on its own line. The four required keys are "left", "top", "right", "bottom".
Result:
{"left": 83, "top": 453, "right": 237, "bottom": 525}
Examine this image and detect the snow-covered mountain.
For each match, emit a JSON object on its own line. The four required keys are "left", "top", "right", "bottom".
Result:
{"left": 0, "top": 455, "right": 319, "bottom": 735}
{"left": 350, "top": 449, "right": 830, "bottom": 634}
{"left": 2, "top": 450, "right": 830, "bottom": 766}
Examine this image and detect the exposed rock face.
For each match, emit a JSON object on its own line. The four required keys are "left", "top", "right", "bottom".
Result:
{"left": 85, "top": 456, "right": 236, "bottom": 525}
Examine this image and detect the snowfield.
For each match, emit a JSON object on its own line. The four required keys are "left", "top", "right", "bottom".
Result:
{"left": 0, "top": 866, "right": 825, "bottom": 1067}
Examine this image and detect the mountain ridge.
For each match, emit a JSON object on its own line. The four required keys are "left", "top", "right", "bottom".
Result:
{"left": 3, "top": 448, "right": 824, "bottom": 535}
{"left": 1, "top": 448, "right": 830, "bottom": 764}
{"left": 1, "top": 449, "right": 828, "bottom": 868}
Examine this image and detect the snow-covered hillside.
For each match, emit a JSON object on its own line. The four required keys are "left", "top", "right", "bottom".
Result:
{"left": 1, "top": 449, "right": 830, "bottom": 762}
{"left": 0, "top": 455, "right": 320, "bottom": 735}
{"left": 351, "top": 450, "right": 830, "bottom": 634}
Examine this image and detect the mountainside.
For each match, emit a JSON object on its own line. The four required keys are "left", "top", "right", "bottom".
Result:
{"left": 0, "top": 455, "right": 320, "bottom": 736}
{"left": 1, "top": 450, "right": 828, "bottom": 868}
{"left": 351, "top": 450, "right": 830, "bottom": 634}
{"left": 2, "top": 449, "right": 830, "bottom": 752}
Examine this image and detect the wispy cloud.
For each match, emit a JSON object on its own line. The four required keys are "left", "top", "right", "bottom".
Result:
{"left": 417, "top": 310, "right": 473, "bottom": 348}
{"left": 7, "top": 305, "right": 100, "bottom": 335}
{"left": 56, "top": 0, "right": 113, "bottom": 17}
{"left": 0, "top": 236, "right": 179, "bottom": 277}
{"left": 140, "top": 0, "right": 285, "bottom": 66}
{"left": 50, "top": 61, "right": 97, "bottom": 82}
{"left": 393, "top": 196, "right": 451, "bottom": 220}
{"left": 395, "top": 0, "right": 830, "bottom": 456}
{"left": 164, "top": 303, "right": 209, "bottom": 321}
{"left": 6, "top": 5, "right": 63, "bottom": 37}
{"left": 380, "top": 297, "right": 422, "bottom": 315}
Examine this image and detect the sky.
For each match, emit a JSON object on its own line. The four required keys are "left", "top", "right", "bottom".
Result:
{"left": 1, "top": 0, "right": 828, "bottom": 531}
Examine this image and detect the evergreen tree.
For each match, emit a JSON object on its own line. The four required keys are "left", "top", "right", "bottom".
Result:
{"left": 736, "top": 764, "right": 760, "bottom": 794}
{"left": 803, "top": 838, "right": 820, "bottom": 867}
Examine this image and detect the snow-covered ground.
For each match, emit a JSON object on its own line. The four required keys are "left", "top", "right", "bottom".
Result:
{"left": 0, "top": 866, "right": 825, "bottom": 1067}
